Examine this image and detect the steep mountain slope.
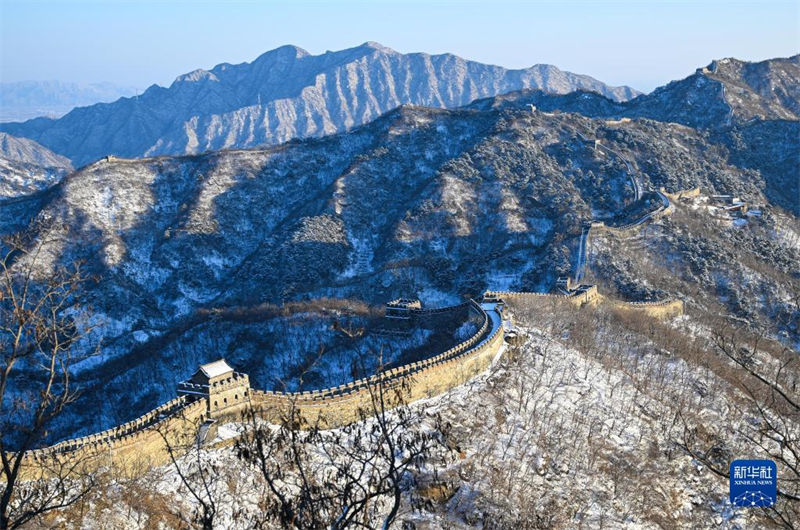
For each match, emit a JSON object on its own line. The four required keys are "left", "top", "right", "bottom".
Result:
{"left": 0, "top": 132, "right": 73, "bottom": 199}
{"left": 705, "top": 55, "right": 800, "bottom": 118}
{"left": 0, "top": 132, "right": 72, "bottom": 168}
{"left": 2, "top": 90, "right": 797, "bottom": 442}
{"left": 53, "top": 298, "right": 798, "bottom": 529}
{"left": 0, "top": 42, "right": 638, "bottom": 166}
{"left": 627, "top": 55, "right": 800, "bottom": 128}
{"left": 476, "top": 55, "right": 800, "bottom": 212}
{"left": 0, "top": 80, "right": 140, "bottom": 122}
{"left": 484, "top": 55, "right": 800, "bottom": 129}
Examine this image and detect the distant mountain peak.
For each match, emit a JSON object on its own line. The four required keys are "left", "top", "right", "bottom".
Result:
{"left": 486, "top": 54, "right": 800, "bottom": 131}
{"left": 0, "top": 43, "right": 641, "bottom": 166}
{"left": 357, "top": 41, "right": 396, "bottom": 53}
{"left": 252, "top": 44, "right": 311, "bottom": 64}
{"left": 173, "top": 69, "right": 220, "bottom": 84}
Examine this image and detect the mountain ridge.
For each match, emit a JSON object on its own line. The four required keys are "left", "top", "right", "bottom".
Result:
{"left": 2, "top": 88, "right": 797, "bottom": 443}
{"left": 0, "top": 42, "right": 640, "bottom": 166}
{"left": 480, "top": 55, "right": 800, "bottom": 126}
{"left": 0, "top": 132, "right": 73, "bottom": 199}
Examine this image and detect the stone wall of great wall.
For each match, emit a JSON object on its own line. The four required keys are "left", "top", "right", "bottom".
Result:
{"left": 14, "top": 184, "right": 698, "bottom": 479}
{"left": 17, "top": 300, "right": 504, "bottom": 478}
{"left": 19, "top": 398, "right": 209, "bottom": 479}
{"left": 484, "top": 285, "right": 601, "bottom": 308}
{"left": 606, "top": 298, "right": 685, "bottom": 319}
{"left": 250, "top": 302, "right": 503, "bottom": 427}
{"left": 484, "top": 287, "right": 684, "bottom": 320}
{"left": 16, "top": 288, "right": 683, "bottom": 477}
{"left": 661, "top": 187, "right": 701, "bottom": 202}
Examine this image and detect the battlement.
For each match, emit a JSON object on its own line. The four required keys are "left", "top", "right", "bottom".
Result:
{"left": 386, "top": 298, "right": 423, "bottom": 310}
{"left": 608, "top": 298, "right": 685, "bottom": 319}
{"left": 484, "top": 287, "right": 682, "bottom": 319}
{"left": 380, "top": 298, "right": 472, "bottom": 334}
{"left": 177, "top": 360, "right": 251, "bottom": 418}
{"left": 483, "top": 284, "right": 599, "bottom": 308}
{"left": 17, "top": 300, "right": 504, "bottom": 479}
{"left": 660, "top": 187, "right": 701, "bottom": 201}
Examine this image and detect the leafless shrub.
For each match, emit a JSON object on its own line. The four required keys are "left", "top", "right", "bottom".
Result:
{"left": 0, "top": 224, "right": 97, "bottom": 529}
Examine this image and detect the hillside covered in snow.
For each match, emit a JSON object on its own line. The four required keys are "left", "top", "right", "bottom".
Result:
{"left": 0, "top": 42, "right": 639, "bottom": 167}
{"left": 0, "top": 132, "right": 73, "bottom": 199}
{"left": 1, "top": 48, "right": 798, "bottom": 530}
{"left": 2, "top": 70, "right": 797, "bottom": 443}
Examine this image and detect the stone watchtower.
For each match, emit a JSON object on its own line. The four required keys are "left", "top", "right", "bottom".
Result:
{"left": 177, "top": 359, "right": 251, "bottom": 420}
{"left": 556, "top": 277, "right": 574, "bottom": 293}
{"left": 382, "top": 298, "right": 423, "bottom": 334}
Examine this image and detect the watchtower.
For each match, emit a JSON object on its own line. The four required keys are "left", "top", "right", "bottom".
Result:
{"left": 379, "top": 298, "right": 422, "bottom": 335}
{"left": 177, "top": 359, "right": 251, "bottom": 419}
{"left": 385, "top": 298, "right": 422, "bottom": 318}
{"left": 556, "top": 277, "right": 574, "bottom": 293}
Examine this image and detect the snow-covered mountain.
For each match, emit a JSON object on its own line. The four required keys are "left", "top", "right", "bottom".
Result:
{"left": 3, "top": 84, "right": 797, "bottom": 442}
{"left": 482, "top": 55, "right": 800, "bottom": 126}
{"left": 472, "top": 55, "right": 800, "bottom": 213}
{"left": 0, "top": 42, "right": 639, "bottom": 166}
{"left": 0, "top": 132, "right": 71, "bottom": 168}
{"left": 0, "top": 132, "right": 72, "bottom": 199}
{"left": 2, "top": 47, "right": 798, "bottom": 529}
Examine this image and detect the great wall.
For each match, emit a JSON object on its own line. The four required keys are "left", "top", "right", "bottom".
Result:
{"left": 12, "top": 135, "right": 694, "bottom": 480}
{"left": 17, "top": 300, "right": 506, "bottom": 478}
{"left": 16, "top": 286, "right": 681, "bottom": 478}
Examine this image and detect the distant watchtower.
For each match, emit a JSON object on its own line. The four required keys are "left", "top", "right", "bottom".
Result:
{"left": 177, "top": 359, "right": 251, "bottom": 419}
{"left": 385, "top": 298, "right": 422, "bottom": 318}
{"left": 380, "top": 298, "right": 423, "bottom": 335}
{"left": 556, "top": 277, "right": 574, "bottom": 293}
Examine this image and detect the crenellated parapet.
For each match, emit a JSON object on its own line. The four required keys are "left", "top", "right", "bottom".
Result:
{"left": 15, "top": 300, "right": 505, "bottom": 478}
{"left": 249, "top": 301, "right": 504, "bottom": 426}
{"left": 484, "top": 285, "right": 599, "bottom": 308}
{"left": 660, "top": 187, "right": 701, "bottom": 201}
{"left": 381, "top": 299, "right": 473, "bottom": 334}
{"left": 485, "top": 287, "right": 683, "bottom": 319}
{"left": 608, "top": 298, "right": 685, "bottom": 318}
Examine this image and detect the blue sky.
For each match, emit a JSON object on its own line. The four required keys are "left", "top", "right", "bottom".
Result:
{"left": 1, "top": 0, "right": 798, "bottom": 93}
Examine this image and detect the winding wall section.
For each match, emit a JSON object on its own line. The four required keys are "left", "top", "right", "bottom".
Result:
{"left": 17, "top": 300, "right": 504, "bottom": 478}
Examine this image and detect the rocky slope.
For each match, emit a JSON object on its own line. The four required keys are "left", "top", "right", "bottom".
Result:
{"left": 0, "top": 132, "right": 73, "bottom": 199}
{"left": 2, "top": 84, "right": 797, "bottom": 442}
{"left": 0, "top": 42, "right": 638, "bottom": 166}
{"left": 476, "top": 55, "right": 800, "bottom": 213}
{"left": 0, "top": 132, "right": 71, "bottom": 168}
{"left": 483, "top": 55, "right": 800, "bottom": 127}
{"left": 627, "top": 55, "right": 800, "bottom": 128}
{"left": 48, "top": 300, "right": 798, "bottom": 529}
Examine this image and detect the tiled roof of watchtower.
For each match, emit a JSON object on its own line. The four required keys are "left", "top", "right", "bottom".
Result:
{"left": 199, "top": 359, "right": 234, "bottom": 379}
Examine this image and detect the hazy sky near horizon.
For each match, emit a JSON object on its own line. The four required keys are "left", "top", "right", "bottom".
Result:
{"left": 1, "top": 0, "right": 798, "bottom": 93}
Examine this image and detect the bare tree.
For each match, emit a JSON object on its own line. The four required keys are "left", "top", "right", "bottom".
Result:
{"left": 0, "top": 226, "right": 96, "bottom": 529}
{"left": 156, "top": 423, "right": 219, "bottom": 530}
{"left": 235, "top": 363, "right": 451, "bottom": 529}
{"left": 676, "top": 320, "right": 800, "bottom": 529}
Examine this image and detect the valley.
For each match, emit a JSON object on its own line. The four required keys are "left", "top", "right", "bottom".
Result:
{"left": 1, "top": 42, "right": 797, "bottom": 529}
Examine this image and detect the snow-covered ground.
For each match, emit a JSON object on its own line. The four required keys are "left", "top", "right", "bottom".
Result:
{"left": 49, "top": 303, "right": 789, "bottom": 529}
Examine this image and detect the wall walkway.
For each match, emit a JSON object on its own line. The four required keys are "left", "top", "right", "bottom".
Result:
{"left": 16, "top": 301, "right": 505, "bottom": 478}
